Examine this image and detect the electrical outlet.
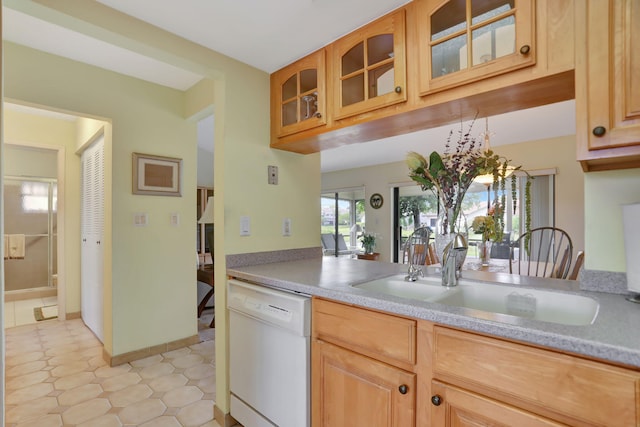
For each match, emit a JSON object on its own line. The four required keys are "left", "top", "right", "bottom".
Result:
{"left": 268, "top": 165, "right": 278, "bottom": 185}
{"left": 282, "top": 218, "right": 291, "bottom": 236}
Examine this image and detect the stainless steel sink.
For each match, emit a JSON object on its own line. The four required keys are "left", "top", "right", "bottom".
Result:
{"left": 352, "top": 275, "right": 599, "bottom": 326}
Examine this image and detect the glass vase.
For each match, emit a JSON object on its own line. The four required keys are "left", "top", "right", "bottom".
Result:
{"left": 434, "top": 208, "right": 468, "bottom": 270}
{"left": 478, "top": 240, "right": 493, "bottom": 267}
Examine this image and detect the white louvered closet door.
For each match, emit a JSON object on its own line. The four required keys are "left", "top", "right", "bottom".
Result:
{"left": 81, "top": 135, "right": 105, "bottom": 341}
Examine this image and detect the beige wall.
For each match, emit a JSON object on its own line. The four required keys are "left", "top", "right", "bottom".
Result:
{"left": 584, "top": 169, "right": 640, "bottom": 272}
{"left": 322, "top": 135, "right": 585, "bottom": 262}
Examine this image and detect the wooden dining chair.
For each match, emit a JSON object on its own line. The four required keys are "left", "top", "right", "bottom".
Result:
{"left": 426, "top": 242, "right": 438, "bottom": 265}
{"left": 509, "top": 227, "right": 574, "bottom": 279}
{"left": 568, "top": 250, "right": 585, "bottom": 280}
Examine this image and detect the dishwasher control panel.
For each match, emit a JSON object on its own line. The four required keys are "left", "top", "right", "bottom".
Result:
{"left": 242, "top": 297, "right": 294, "bottom": 323}
{"left": 228, "top": 279, "right": 311, "bottom": 336}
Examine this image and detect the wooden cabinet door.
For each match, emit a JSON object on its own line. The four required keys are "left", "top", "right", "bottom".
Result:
{"left": 271, "top": 49, "right": 326, "bottom": 138}
{"left": 312, "top": 339, "right": 416, "bottom": 427}
{"left": 576, "top": 0, "right": 640, "bottom": 171}
{"left": 332, "top": 9, "right": 407, "bottom": 120}
{"left": 417, "top": 0, "right": 535, "bottom": 95}
{"left": 430, "top": 381, "right": 565, "bottom": 427}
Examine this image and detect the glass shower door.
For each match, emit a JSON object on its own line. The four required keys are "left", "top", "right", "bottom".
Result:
{"left": 3, "top": 177, "right": 57, "bottom": 291}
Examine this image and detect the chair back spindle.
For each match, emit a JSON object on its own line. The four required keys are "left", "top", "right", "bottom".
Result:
{"left": 510, "top": 227, "right": 573, "bottom": 279}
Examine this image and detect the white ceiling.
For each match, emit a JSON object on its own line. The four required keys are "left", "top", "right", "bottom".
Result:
{"left": 2, "top": 0, "right": 575, "bottom": 172}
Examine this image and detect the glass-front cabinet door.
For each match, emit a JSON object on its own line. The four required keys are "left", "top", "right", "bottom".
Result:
{"left": 332, "top": 10, "right": 406, "bottom": 120}
{"left": 418, "top": 0, "right": 535, "bottom": 94}
{"left": 272, "top": 49, "right": 326, "bottom": 138}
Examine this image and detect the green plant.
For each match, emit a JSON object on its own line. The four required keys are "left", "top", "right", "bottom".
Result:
{"left": 360, "top": 233, "right": 376, "bottom": 252}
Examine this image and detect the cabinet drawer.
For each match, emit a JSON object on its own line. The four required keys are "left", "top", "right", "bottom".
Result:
{"left": 433, "top": 327, "right": 640, "bottom": 426}
{"left": 313, "top": 298, "right": 416, "bottom": 368}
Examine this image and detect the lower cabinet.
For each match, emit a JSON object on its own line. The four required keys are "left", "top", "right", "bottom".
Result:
{"left": 312, "top": 297, "right": 640, "bottom": 427}
{"left": 313, "top": 340, "right": 416, "bottom": 427}
{"left": 430, "top": 326, "right": 640, "bottom": 426}
{"left": 430, "top": 381, "right": 564, "bottom": 427}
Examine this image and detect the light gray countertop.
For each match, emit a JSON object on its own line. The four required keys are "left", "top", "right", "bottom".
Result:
{"left": 227, "top": 254, "right": 640, "bottom": 369}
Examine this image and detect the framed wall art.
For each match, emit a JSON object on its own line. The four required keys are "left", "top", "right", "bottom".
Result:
{"left": 369, "top": 193, "right": 383, "bottom": 209}
{"left": 132, "top": 152, "right": 182, "bottom": 196}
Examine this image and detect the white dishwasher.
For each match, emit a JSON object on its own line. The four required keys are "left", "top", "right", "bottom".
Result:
{"left": 228, "top": 279, "right": 311, "bottom": 427}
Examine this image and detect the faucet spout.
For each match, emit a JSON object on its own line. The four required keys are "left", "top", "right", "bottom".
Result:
{"left": 441, "top": 233, "right": 467, "bottom": 287}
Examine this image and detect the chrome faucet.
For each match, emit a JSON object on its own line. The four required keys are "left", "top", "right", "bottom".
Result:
{"left": 403, "top": 227, "right": 432, "bottom": 282}
{"left": 442, "top": 233, "right": 467, "bottom": 287}
{"left": 405, "top": 263, "right": 423, "bottom": 282}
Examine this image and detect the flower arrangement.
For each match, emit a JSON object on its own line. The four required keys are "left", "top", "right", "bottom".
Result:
{"left": 360, "top": 233, "right": 377, "bottom": 254}
{"left": 471, "top": 214, "right": 499, "bottom": 242}
{"left": 406, "top": 118, "right": 530, "bottom": 239}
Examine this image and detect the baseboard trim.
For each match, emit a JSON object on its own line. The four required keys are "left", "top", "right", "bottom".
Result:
{"left": 66, "top": 311, "right": 81, "bottom": 319}
{"left": 104, "top": 334, "right": 200, "bottom": 366}
{"left": 214, "top": 404, "right": 238, "bottom": 427}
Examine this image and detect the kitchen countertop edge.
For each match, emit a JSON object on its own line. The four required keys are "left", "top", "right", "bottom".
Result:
{"left": 227, "top": 255, "right": 640, "bottom": 369}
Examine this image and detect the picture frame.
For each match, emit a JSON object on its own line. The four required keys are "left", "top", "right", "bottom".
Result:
{"left": 132, "top": 152, "right": 182, "bottom": 196}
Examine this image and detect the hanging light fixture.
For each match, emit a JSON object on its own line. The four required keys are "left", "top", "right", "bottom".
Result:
{"left": 475, "top": 117, "right": 497, "bottom": 185}
{"left": 474, "top": 118, "right": 515, "bottom": 213}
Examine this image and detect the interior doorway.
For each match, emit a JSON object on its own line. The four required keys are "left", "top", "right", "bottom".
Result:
{"left": 3, "top": 141, "right": 65, "bottom": 326}
{"left": 2, "top": 102, "right": 83, "bottom": 329}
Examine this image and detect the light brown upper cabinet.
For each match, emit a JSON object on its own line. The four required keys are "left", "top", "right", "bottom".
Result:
{"left": 417, "top": 0, "right": 535, "bottom": 95}
{"left": 271, "top": 49, "right": 327, "bottom": 138}
{"left": 576, "top": 0, "right": 640, "bottom": 171}
{"left": 332, "top": 10, "right": 407, "bottom": 120}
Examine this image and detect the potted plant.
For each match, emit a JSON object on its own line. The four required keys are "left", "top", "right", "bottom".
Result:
{"left": 360, "top": 233, "right": 377, "bottom": 254}
{"left": 470, "top": 214, "right": 500, "bottom": 266}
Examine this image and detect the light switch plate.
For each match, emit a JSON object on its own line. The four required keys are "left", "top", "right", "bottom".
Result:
{"left": 134, "top": 212, "right": 148, "bottom": 227}
{"left": 240, "top": 216, "right": 251, "bottom": 236}
{"left": 170, "top": 213, "right": 180, "bottom": 226}
{"left": 282, "top": 218, "right": 291, "bottom": 236}
{"left": 268, "top": 165, "right": 278, "bottom": 185}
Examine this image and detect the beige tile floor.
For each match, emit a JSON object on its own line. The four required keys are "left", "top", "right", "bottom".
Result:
{"left": 4, "top": 302, "right": 220, "bottom": 426}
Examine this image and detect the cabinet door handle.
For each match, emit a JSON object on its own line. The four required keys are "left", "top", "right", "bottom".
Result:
{"left": 398, "top": 384, "right": 408, "bottom": 394}
{"left": 395, "top": 86, "right": 402, "bottom": 93}
{"left": 593, "top": 126, "right": 606, "bottom": 137}
{"left": 431, "top": 395, "right": 442, "bottom": 406}
{"left": 314, "top": 112, "right": 322, "bottom": 119}
{"left": 519, "top": 45, "right": 531, "bottom": 55}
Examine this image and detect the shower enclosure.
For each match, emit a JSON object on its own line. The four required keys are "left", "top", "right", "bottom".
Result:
{"left": 3, "top": 177, "right": 58, "bottom": 294}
